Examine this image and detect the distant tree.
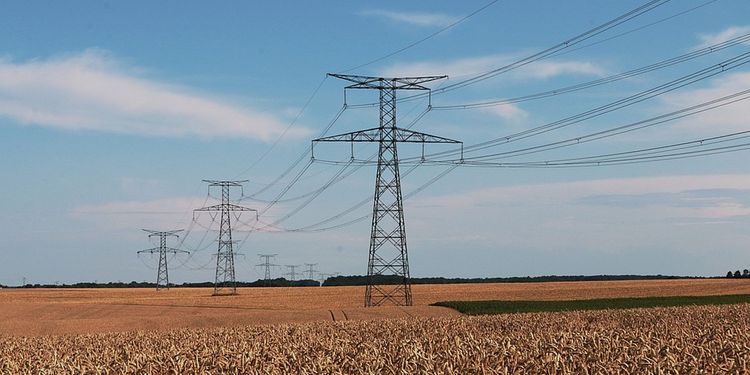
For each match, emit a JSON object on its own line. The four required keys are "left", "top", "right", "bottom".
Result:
{"left": 734, "top": 270, "right": 742, "bottom": 278}
{"left": 728, "top": 271, "right": 735, "bottom": 278}
{"left": 743, "top": 269, "right": 749, "bottom": 278}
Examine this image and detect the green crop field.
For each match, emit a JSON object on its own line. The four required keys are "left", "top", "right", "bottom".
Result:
{"left": 433, "top": 294, "right": 750, "bottom": 315}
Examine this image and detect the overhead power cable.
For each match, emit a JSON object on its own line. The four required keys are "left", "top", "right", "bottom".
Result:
{"left": 461, "top": 88, "right": 750, "bottom": 162}
{"left": 432, "top": 30, "right": 750, "bottom": 110}
{"left": 234, "top": 75, "right": 329, "bottom": 180}
{"left": 242, "top": 104, "right": 347, "bottom": 199}
{"left": 257, "top": 163, "right": 459, "bottom": 233}
{"left": 340, "top": 0, "right": 500, "bottom": 73}
{"left": 454, "top": 134, "right": 750, "bottom": 168}
{"left": 396, "top": 0, "right": 672, "bottom": 103}
{"left": 403, "top": 51, "right": 750, "bottom": 162}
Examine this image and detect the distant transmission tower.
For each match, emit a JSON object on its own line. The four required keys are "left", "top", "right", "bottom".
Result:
{"left": 257, "top": 254, "right": 279, "bottom": 286}
{"left": 137, "top": 229, "right": 189, "bottom": 290}
{"left": 304, "top": 263, "right": 318, "bottom": 280}
{"left": 314, "top": 74, "right": 462, "bottom": 306}
{"left": 284, "top": 265, "right": 300, "bottom": 281}
{"left": 195, "top": 180, "right": 257, "bottom": 296}
{"left": 318, "top": 272, "right": 339, "bottom": 287}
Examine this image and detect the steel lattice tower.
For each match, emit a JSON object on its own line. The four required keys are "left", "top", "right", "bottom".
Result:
{"left": 304, "top": 263, "right": 318, "bottom": 280}
{"left": 257, "top": 254, "right": 278, "bottom": 286}
{"left": 137, "top": 229, "right": 189, "bottom": 290}
{"left": 284, "top": 265, "right": 300, "bottom": 281}
{"left": 195, "top": 180, "right": 257, "bottom": 296}
{"left": 314, "top": 74, "right": 462, "bottom": 306}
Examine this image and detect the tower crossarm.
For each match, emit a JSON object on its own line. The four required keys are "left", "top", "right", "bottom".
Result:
{"left": 137, "top": 247, "right": 160, "bottom": 254}
{"left": 328, "top": 73, "right": 447, "bottom": 90}
{"left": 142, "top": 229, "right": 183, "bottom": 237}
{"left": 202, "top": 179, "right": 248, "bottom": 186}
{"left": 165, "top": 247, "right": 190, "bottom": 254}
{"left": 194, "top": 204, "right": 258, "bottom": 213}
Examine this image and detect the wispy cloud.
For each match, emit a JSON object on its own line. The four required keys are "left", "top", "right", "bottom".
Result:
{"left": 479, "top": 103, "right": 529, "bottom": 122}
{"left": 359, "top": 9, "right": 458, "bottom": 28}
{"left": 399, "top": 174, "right": 750, "bottom": 276}
{"left": 0, "top": 49, "right": 310, "bottom": 141}
{"left": 71, "top": 197, "right": 203, "bottom": 231}
{"left": 412, "top": 174, "right": 750, "bottom": 220}
{"left": 696, "top": 25, "right": 750, "bottom": 49}
{"left": 380, "top": 53, "right": 605, "bottom": 80}
{"left": 658, "top": 71, "right": 750, "bottom": 134}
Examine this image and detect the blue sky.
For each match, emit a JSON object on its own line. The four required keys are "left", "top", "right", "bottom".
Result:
{"left": 1, "top": 1, "right": 750, "bottom": 285}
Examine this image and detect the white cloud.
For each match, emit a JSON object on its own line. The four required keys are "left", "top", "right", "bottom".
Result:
{"left": 381, "top": 53, "right": 605, "bottom": 80}
{"left": 359, "top": 9, "right": 458, "bottom": 28}
{"left": 74, "top": 197, "right": 197, "bottom": 215}
{"left": 419, "top": 174, "right": 750, "bottom": 202}
{"left": 0, "top": 49, "right": 310, "bottom": 141}
{"left": 479, "top": 103, "right": 529, "bottom": 122}
{"left": 696, "top": 26, "right": 750, "bottom": 49}
{"left": 658, "top": 71, "right": 750, "bottom": 134}
{"left": 404, "top": 174, "right": 750, "bottom": 272}
{"left": 71, "top": 195, "right": 282, "bottom": 234}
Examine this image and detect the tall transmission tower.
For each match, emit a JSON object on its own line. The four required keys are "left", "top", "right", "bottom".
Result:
{"left": 195, "top": 180, "right": 257, "bottom": 296}
{"left": 137, "top": 229, "right": 189, "bottom": 291}
{"left": 257, "top": 254, "right": 279, "bottom": 286}
{"left": 314, "top": 74, "right": 462, "bottom": 307}
{"left": 304, "top": 263, "right": 318, "bottom": 280}
{"left": 284, "top": 265, "right": 300, "bottom": 281}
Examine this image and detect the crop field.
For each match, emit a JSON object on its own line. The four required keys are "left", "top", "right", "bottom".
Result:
{"left": 1, "top": 278, "right": 749, "bottom": 336}
{"left": 2, "top": 303, "right": 749, "bottom": 374}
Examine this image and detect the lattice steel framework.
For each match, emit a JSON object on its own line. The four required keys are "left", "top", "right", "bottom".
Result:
{"left": 304, "top": 263, "right": 318, "bottom": 280}
{"left": 314, "top": 74, "right": 462, "bottom": 306}
{"left": 137, "top": 229, "right": 188, "bottom": 291}
{"left": 195, "top": 180, "right": 257, "bottom": 296}
{"left": 284, "top": 265, "right": 301, "bottom": 281}
{"left": 257, "top": 254, "right": 278, "bottom": 286}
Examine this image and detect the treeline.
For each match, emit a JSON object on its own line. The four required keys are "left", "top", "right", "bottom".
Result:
{"left": 322, "top": 274, "right": 695, "bottom": 286}
{"left": 7, "top": 274, "right": 706, "bottom": 289}
{"left": 726, "top": 269, "right": 750, "bottom": 278}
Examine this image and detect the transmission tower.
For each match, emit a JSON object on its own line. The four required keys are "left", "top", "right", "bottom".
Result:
{"left": 137, "top": 229, "right": 189, "bottom": 291}
{"left": 257, "top": 254, "right": 279, "bottom": 286}
{"left": 304, "top": 263, "right": 318, "bottom": 280}
{"left": 314, "top": 74, "right": 462, "bottom": 307}
{"left": 318, "top": 272, "right": 339, "bottom": 287}
{"left": 195, "top": 180, "right": 257, "bottom": 296}
{"left": 284, "top": 265, "right": 300, "bottom": 281}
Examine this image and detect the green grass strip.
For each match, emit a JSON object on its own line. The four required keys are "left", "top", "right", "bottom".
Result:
{"left": 432, "top": 294, "right": 750, "bottom": 315}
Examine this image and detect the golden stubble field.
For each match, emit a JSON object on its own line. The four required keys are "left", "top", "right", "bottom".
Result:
{"left": 1, "top": 278, "right": 749, "bottom": 336}
{"left": 2, "top": 304, "right": 749, "bottom": 374}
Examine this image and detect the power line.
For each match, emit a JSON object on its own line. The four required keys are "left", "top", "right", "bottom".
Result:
{"left": 234, "top": 75, "right": 329, "bottom": 180}
{"left": 242, "top": 104, "right": 348, "bottom": 199}
{"left": 432, "top": 30, "right": 750, "bottom": 110}
{"left": 339, "top": 0, "right": 500, "bottom": 73}
{"left": 460, "top": 88, "right": 750, "bottom": 162}
{"left": 455, "top": 137, "right": 750, "bottom": 168}
{"left": 396, "top": 0, "right": 672, "bottom": 103}
{"left": 404, "top": 50, "right": 750, "bottom": 162}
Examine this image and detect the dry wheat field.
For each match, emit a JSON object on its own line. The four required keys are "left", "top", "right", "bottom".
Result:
{"left": 2, "top": 279, "right": 750, "bottom": 373}
{"left": 1, "top": 278, "right": 750, "bottom": 336}
{"left": 1, "top": 303, "right": 749, "bottom": 374}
